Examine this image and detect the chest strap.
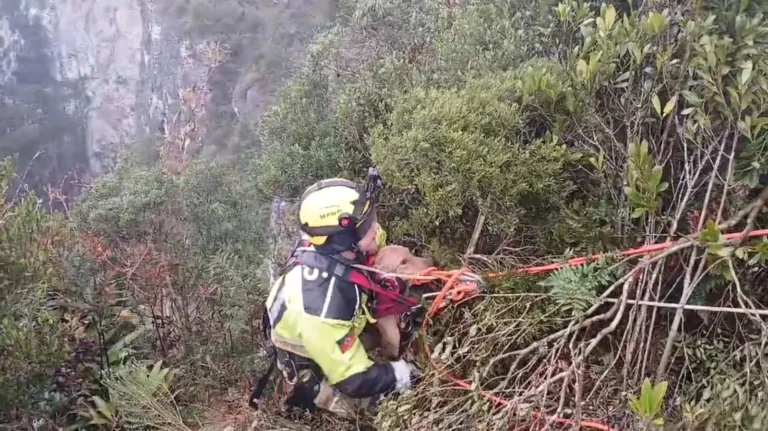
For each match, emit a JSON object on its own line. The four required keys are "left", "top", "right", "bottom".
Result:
{"left": 286, "top": 247, "right": 419, "bottom": 310}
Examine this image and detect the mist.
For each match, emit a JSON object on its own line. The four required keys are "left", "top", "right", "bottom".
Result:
{"left": 0, "top": 0, "right": 336, "bottom": 201}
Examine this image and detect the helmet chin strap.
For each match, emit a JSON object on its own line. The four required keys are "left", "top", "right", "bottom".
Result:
{"left": 315, "top": 229, "right": 367, "bottom": 264}
{"left": 349, "top": 244, "right": 367, "bottom": 264}
{"left": 335, "top": 241, "right": 366, "bottom": 264}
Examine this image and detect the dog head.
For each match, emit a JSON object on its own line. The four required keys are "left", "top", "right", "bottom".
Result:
{"left": 373, "top": 245, "right": 434, "bottom": 285}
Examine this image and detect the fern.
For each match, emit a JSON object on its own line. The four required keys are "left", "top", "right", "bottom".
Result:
{"left": 101, "top": 360, "right": 189, "bottom": 431}
{"left": 538, "top": 259, "right": 624, "bottom": 317}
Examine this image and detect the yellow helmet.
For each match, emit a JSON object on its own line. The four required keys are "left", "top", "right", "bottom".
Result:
{"left": 298, "top": 178, "right": 376, "bottom": 253}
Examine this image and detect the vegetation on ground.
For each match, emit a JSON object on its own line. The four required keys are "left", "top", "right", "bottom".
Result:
{"left": 3, "top": 0, "right": 768, "bottom": 430}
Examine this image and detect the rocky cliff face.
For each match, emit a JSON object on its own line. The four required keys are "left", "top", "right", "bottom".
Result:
{"left": 0, "top": 0, "right": 208, "bottom": 190}
{"left": 1, "top": 0, "right": 334, "bottom": 195}
{"left": 54, "top": 0, "right": 212, "bottom": 174}
{"left": 1, "top": 0, "right": 88, "bottom": 196}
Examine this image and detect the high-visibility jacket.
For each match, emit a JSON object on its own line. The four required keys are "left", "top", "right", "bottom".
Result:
{"left": 265, "top": 243, "right": 397, "bottom": 399}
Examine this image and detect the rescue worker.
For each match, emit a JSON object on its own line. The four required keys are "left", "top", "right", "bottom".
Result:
{"left": 261, "top": 177, "right": 415, "bottom": 418}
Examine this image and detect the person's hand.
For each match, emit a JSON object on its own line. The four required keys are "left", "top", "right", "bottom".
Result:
{"left": 390, "top": 359, "right": 415, "bottom": 393}
{"left": 357, "top": 220, "right": 382, "bottom": 255}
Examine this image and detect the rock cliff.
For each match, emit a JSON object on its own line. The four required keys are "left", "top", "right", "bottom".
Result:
{"left": 1, "top": 0, "right": 212, "bottom": 185}
{"left": 1, "top": 0, "right": 333, "bottom": 193}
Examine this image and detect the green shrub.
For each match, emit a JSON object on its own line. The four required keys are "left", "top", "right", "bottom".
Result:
{"left": 435, "top": 0, "right": 563, "bottom": 81}
{"left": 371, "top": 72, "right": 576, "bottom": 252}
{"left": 59, "top": 152, "right": 270, "bottom": 425}
{"left": 253, "top": 66, "right": 362, "bottom": 197}
{"left": 0, "top": 156, "right": 71, "bottom": 420}
{"left": 71, "top": 158, "right": 175, "bottom": 241}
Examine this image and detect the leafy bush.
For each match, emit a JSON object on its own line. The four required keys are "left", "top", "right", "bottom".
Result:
{"left": 71, "top": 158, "right": 175, "bottom": 241}
{"left": 253, "top": 65, "right": 364, "bottom": 197}
{"left": 371, "top": 71, "right": 576, "bottom": 251}
{"left": 0, "top": 157, "right": 72, "bottom": 421}
{"left": 435, "top": 0, "right": 563, "bottom": 81}
{"left": 2, "top": 150, "right": 271, "bottom": 428}
{"left": 679, "top": 333, "right": 768, "bottom": 430}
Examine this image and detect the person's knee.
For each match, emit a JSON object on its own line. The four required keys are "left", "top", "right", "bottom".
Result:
{"left": 314, "top": 380, "right": 374, "bottom": 418}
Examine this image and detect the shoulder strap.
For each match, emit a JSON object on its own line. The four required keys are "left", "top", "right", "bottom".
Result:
{"left": 294, "top": 249, "right": 376, "bottom": 291}
{"left": 296, "top": 249, "right": 419, "bottom": 309}
{"left": 278, "top": 239, "right": 312, "bottom": 277}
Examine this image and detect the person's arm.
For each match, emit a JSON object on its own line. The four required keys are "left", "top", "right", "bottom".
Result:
{"left": 299, "top": 314, "right": 399, "bottom": 398}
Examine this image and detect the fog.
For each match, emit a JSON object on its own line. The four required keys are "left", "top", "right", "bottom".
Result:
{"left": 0, "top": 0, "right": 336, "bottom": 200}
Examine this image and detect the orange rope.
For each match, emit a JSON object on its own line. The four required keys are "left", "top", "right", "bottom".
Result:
{"left": 489, "top": 228, "right": 768, "bottom": 278}
{"left": 415, "top": 228, "right": 768, "bottom": 431}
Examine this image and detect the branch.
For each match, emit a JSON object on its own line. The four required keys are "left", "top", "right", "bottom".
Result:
{"left": 697, "top": 130, "right": 731, "bottom": 231}
{"left": 716, "top": 128, "right": 741, "bottom": 223}
{"left": 465, "top": 208, "right": 486, "bottom": 258}
{"left": 601, "top": 298, "right": 768, "bottom": 316}
{"left": 736, "top": 186, "right": 768, "bottom": 244}
{"left": 719, "top": 185, "right": 768, "bottom": 233}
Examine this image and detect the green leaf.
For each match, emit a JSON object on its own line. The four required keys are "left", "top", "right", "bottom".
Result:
{"left": 92, "top": 396, "right": 114, "bottom": 420}
{"left": 651, "top": 380, "right": 668, "bottom": 414}
{"left": 165, "top": 367, "right": 177, "bottom": 385}
{"left": 604, "top": 5, "right": 616, "bottom": 30}
{"left": 645, "top": 12, "right": 668, "bottom": 35}
{"left": 629, "top": 42, "right": 643, "bottom": 64}
{"left": 84, "top": 406, "right": 110, "bottom": 425}
{"left": 735, "top": 247, "right": 749, "bottom": 260}
{"left": 681, "top": 90, "right": 703, "bottom": 104}
{"left": 577, "top": 59, "right": 588, "bottom": 78}
{"left": 108, "top": 326, "right": 146, "bottom": 354}
{"left": 151, "top": 360, "right": 164, "bottom": 378}
{"left": 738, "top": 120, "right": 752, "bottom": 140}
{"left": 652, "top": 94, "right": 662, "bottom": 116}
{"left": 650, "top": 166, "right": 663, "bottom": 189}
{"left": 700, "top": 220, "right": 722, "bottom": 244}
{"left": 740, "top": 60, "right": 753, "bottom": 86}
{"left": 663, "top": 94, "right": 678, "bottom": 117}
{"left": 615, "top": 71, "right": 631, "bottom": 83}
{"left": 631, "top": 207, "right": 647, "bottom": 219}
{"left": 712, "top": 245, "right": 734, "bottom": 257}
{"left": 628, "top": 393, "right": 642, "bottom": 414}
{"left": 89, "top": 416, "right": 111, "bottom": 425}
{"left": 652, "top": 417, "right": 665, "bottom": 426}
{"left": 588, "top": 51, "right": 603, "bottom": 73}
{"left": 640, "top": 379, "right": 653, "bottom": 414}
{"left": 625, "top": 188, "right": 645, "bottom": 205}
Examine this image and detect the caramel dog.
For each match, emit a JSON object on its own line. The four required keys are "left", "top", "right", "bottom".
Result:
{"left": 372, "top": 245, "right": 434, "bottom": 358}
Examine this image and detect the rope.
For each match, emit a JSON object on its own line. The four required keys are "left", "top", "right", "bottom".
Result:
{"left": 419, "top": 268, "right": 616, "bottom": 431}
{"left": 488, "top": 228, "right": 768, "bottom": 278}
{"left": 411, "top": 228, "right": 768, "bottom": 431}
